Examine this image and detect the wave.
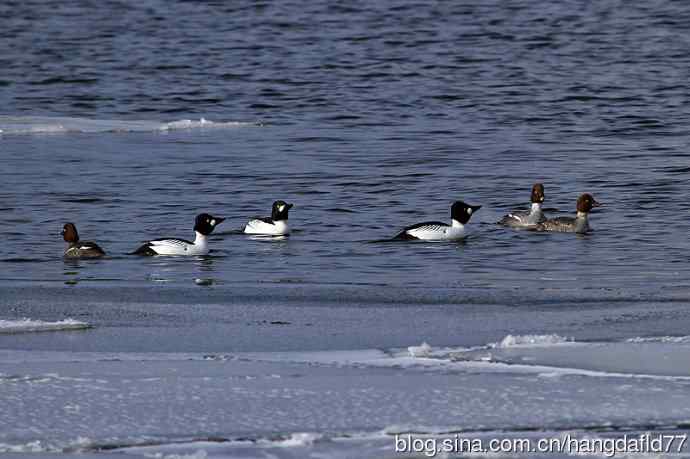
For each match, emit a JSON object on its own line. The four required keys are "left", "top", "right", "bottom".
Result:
{"left": 0, "top": 318, "right": 91, "bottom": 334}
{"left": 0, "top": 116, "right": 257, "bottom": 135}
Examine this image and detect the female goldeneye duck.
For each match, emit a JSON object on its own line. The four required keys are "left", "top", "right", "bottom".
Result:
{"left": 244, "top": 200, "right": 293, "bottom": 236}
{"left": 62, "top": 222, "right": 106, "bottom": 258}
{"left": 535, "top": 193, "right": 601, "bottom": 234}
{"left": 498, "top": 183, "right": 547, "bottom": 228}
{"left": 392, "top": 201, "right": 481, "bottom": 241}
{"left": 132, "top": 213, "right": 225, "bottom": 256}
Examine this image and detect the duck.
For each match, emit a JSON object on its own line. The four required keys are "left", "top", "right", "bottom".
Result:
{"left": 535, "top": 193, "right": 601, "bottom": 233}
{"left": 392, "top": 201, "right": 481, "bottom": 241}
{"left": 244, "top": 200, "right": 293, "bottom": 236}
{"left": 498, "top": 183, "right": 546, "bottom": 228}
{"left": 62, "top": 222, "right": 106, "bottom": 258}
{"left": 132, "top": 213, "right": 225, "bottom": 256}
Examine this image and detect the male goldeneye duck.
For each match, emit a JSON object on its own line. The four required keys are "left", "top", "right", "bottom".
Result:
{"left": 535, "top": 193, "right": 601, "bottom": 234}
{"left": 392, "top": 201, "right": 481, "bottom": 241}
{"left": 62, "top": 223, "right": 106, "bottom": 258}
{"left": 244, "top": 200, "right": 293, "bottom": 236}
{"left": 132, "top": 213, "right": 225, "bottom": 256}
{"left": 498, "top": 183, "right": 547, "bottom": 228}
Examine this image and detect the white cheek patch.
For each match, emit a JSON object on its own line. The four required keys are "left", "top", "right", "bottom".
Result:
{"left": 467, "top": 208, "right": 473, "bottom": 215}
{"left": 279, "top": 205, "right": 285, "bottom": 212}
{"left": 210, "top": 219, "right": 216, "bottom": 225}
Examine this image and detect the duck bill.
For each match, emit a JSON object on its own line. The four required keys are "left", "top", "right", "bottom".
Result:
{"left": 286, "top": 203, "right": 294, "bottom": 210}
{"left": 470, "top": 205, "right": 482, "bottom": 213}
{"left": 213, "top": 217, "right": 226, "bottom": 226}
{"left": 592, "top": 200, "right": 602, "bottom": 208}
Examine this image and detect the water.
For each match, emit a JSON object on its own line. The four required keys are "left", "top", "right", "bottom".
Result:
{"left": 2, "top": 1, "right": 690, "bottom": 458}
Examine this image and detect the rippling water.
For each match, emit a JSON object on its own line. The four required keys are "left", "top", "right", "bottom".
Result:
{"left": 2, "top": 1, "right": 690, "bottom": 458}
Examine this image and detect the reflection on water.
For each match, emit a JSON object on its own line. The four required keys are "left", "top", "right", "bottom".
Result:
{"left": 246, "top": 235, "right": 290, "bottom": 242}
{"left": 196, "top": 256, "right": 217, "bottom": 273}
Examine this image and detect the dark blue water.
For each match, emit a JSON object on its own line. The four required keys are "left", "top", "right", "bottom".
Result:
{"left": 1, "top": 0, "right": 690, "bottom": 323}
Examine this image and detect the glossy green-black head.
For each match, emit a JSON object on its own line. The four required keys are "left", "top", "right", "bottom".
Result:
{"left": 451, "top": 201, "right": 481, "bottom": 224}
{"left": 194, "top": 213, "right": 225, "bottom": 235}
{"left": 271, "top": 200, "right": 293, "bottom": 221}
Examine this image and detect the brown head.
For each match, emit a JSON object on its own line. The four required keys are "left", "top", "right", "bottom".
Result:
{"left": 62, "top": 223, "right": 79, "bottom": 243}
{"left": 576, "top": 193, "right": 601, "bottom": 213}
{"left": 531, "top": 183, "right": 545, "bottom": 204}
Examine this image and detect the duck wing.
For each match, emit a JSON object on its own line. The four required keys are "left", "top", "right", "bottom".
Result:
{"left": 392, "top": 221, "right": 448, "bottom": 240}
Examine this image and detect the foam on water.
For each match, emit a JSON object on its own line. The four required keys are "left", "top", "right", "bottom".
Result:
{"left": 0, "top": 318, "right": 91, "bottom": 334}
{"left": 0, "top": 116, "right": 256, "bottom": 136}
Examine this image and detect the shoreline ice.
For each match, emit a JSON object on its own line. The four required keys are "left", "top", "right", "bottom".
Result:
{"left": 0, "top": 318, "right": 91, "bottom": 334}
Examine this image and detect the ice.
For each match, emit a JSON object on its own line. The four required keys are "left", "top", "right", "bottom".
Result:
{"left": 3, "top": 324, "right": 690, "bottom": 458}
{"left": 2, "top": 336, "right": 690, "bottom": 457}
{"left": 495, "top": 334, "right": 572, "bottom": 348}
{"left": 264, "top": 433, "right": 323, "bottom": 448}
{"left": 407, "top": 342, "right": 433, "bottom": 358}
{"left": 160, "top": 118, "right": 251, "bottom": 131}
{"left": 626, "top": 335, "right": 690, "bottom": 344}
{"left": 0, "top": 116, "right": 255, "bottom": 135}
{"left": 0, "top": 318, "right": 91, "bottom": 334}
